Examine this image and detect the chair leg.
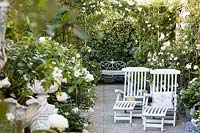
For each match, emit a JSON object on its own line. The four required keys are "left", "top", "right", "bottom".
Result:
{"left": 130, "top": 111, "right": 133, "bottom": 123}
{"left": 173, "top": 112, "right": 176, "bottom": 126}
{"left": 114, "top": 111, "right": 117, "bottom": 123}
{"left": 161, "top": 117, "right": 164, "bottom": 131}
{"left": 143, "top": 116, "right": 146, "bottom": 131}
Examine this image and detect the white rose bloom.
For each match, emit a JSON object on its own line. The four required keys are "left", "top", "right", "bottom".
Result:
{"left": 74, "top": 70, "right": 81, "bottom": 77}
{"left": 72, "top": 107, "right": 79, "bottom": 113}
{"left": 85, "top": 73, "right": 94, "bottom": 82}
{"left": 76, "top": 54, "right": 81, "bottom": 58}
{"left": 193, "top": 65, "right": 199, "bottom": 70}
{"left": 48, "top": 114, "right": 69, "bottom": 132}
{"left": 56, "top": 92, "right": 69, "bottom": 102}
{"left": 145, "top": 21, "right": 149, "bottom": 24}
{"left": 147, "top": 24, "right": 151, "bottom": 27}
{"left": 39, "top": 37, "right": 46, "bottom": 43}
{"left": 174, "top": 57, "right": 178, "bottom": 61}
{"left": 6, "top": 113, "right": 15, "bottom": 121}
{"left": 186, "top": 63, "right": 192, "bottom": 69}
{"left": 0, "top": 77, "right": 11, "bottom": 88}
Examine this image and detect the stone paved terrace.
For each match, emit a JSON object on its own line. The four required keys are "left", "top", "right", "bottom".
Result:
{"left": 89, "top": 84, "right": 190, "bottom": 133}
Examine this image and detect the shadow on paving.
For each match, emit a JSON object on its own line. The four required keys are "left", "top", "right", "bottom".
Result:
{"left": 89, "top": 84, "right": 190, "bottom": 133}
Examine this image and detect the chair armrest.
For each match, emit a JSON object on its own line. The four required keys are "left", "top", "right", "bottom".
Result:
{"left": 114, "top": 89, "right": 123, "bottom": 101}
{"left": 144, "top": 93, "right": 152, "bottom": 97}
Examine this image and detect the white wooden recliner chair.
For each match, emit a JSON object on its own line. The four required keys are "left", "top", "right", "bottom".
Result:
{"left": 113, "top": 67, "right": 150, "bottom": 123}
{"left": 142, "top": 69, "right": 180, "bottom": 131}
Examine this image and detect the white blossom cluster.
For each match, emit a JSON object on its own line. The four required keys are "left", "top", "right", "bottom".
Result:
{"left": 74, "top": 67, "right": 94, "bottom": 82}
{"left": 48, "top": 114, "right": 69, "bottom": 132}
{"left": 56, "top": 92, "right": 70, "bottom": 102}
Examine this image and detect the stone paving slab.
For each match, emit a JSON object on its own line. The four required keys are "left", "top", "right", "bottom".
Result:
{"left": 89, "top": 84, "right": 190, "bottom": 133}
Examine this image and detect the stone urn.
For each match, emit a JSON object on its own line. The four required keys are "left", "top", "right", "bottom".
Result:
{"left": 4, "top": 97, "right": 40, "bottom": 133}
{"left": 28, "top": 79, "right": 58, "bottom": 130}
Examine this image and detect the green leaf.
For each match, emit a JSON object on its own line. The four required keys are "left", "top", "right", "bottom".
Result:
{"left": 68, "top": 86, "right": 75, "bottom": 93}
{"left": 17, "top": 63, "right": 25, "bottom": 67}
{"left": 90, "top": 14, "right": 105, "bottom": 25}
{"left": 73, "top": 28, "right": 89, "bottom": 40}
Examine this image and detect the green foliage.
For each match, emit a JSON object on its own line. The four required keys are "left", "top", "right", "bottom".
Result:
{"left": 180, "top": 78, "right": 200, "bottom": 108}
{"left": 83, "top": 1, "right": 177, "bottom": 65}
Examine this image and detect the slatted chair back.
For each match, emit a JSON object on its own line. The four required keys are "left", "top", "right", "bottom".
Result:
{"left": 150, "top": 69, "right": 180, "bottom": 94}
{"left": 122, "top": 67, "right": 150, "bottom": 100}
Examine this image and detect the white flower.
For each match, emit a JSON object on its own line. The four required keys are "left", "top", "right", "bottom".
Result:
{"left": 163, "top": 41, "right": 170, "bottom": 47}
{"left": 39, "top": 37, "right": 46, "bottom": 43}
{"left": 193, "top": 65, "right": 199, "bottom": 70}
{"left": 71, "top": 57, "right": 76, "bottom": 63}
{"left": 23, "top": 75, "right": 28, "bottom": 81}
{"left": 82, "top": 68, "right": 89, "bottom": 74}
{"left": 170, "top": 54, "right": 174, "bottom": 58}
{"left": 161, "top": 46, "right": 166, "bottom": 51}
{"left": 174, "top": 57, "right": 178, "bottom": 61}
{"left": 159, "top": 33, "right": 165, "bottom": 40}
{"left": 145, "top": 21, "right": 149, "bottom": 24}
{"left": 52, "top": 67, "right": 63, "bottom": 84}
{"left": 88, "top": 107, "right": 94, "bottom": 113}
{"left": 85, "top": 73, "right": 94, "bottom": 82}
{"left": 56, "top": 92, "right": 69, "bottom": 102}
{"left": 158, "top": 52, "right": 163, "bottom": 55}
{"left": 147, "top": 24, "right": 151, "bottom": 27}
{"left": 182, "top": 51, "right": 186, "bottom": 54}
{"left": 61, "top": 78, "right": 67, "bottom": 83}
{"left": 48, "top": 114, "right": 69, "bottom": 132}
{"left": 74, "top": 70, "right": 81, "bottom": 77}
{"left": 64, "top": 112, "right": 70, "bottom": 116}
{"left": 0, "top": 77, "right": 11, "bottom": 88}
{"left": 76, "top": 54, "right": 81, "bottom": 58}
{"left": 83, "top": 129, "right": 89, "bottom": 133}
{"left": 186, "top": 63, "right": 192, "bottom": 69}
{"left": 126, "top": 0, "right": 134, "bottom": 6}
{"left": 138, "top": 7, "right": 142, "bottom": 12}
{"left": 87, "top": 46, "right": 91, "bottom": 52}
{"left": 72, "top": 107, "right": 79, "bottom": 113}
{"left": 6, "top": 113, "right": 15, "bottom": 121}
{"left": 125, "top": 8, "right": 129, "bottom": 11}
{"left": 118, "top": 3, "right": 122, "bottom": 7}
